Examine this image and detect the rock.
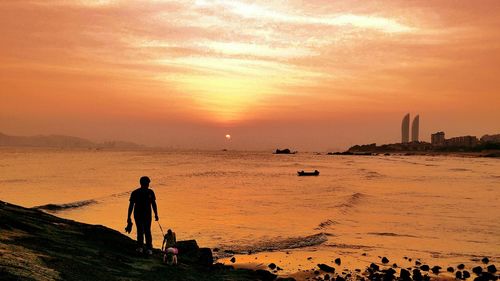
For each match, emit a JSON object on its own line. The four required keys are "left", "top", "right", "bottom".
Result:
{"left": 482, "top": 258, "right": 490, "bottom": 264}
{"left": 416, "top": 261, "right": 422, "bottom": 266}
{"left": 335, "top": 258, "right": 342, "bottom": 265}
{"left": 412, "top": 269, "right": 423, "bottom": 281}
{"left": 456, "top": 271, "right": 463, "bottom": 279}
{"left": 463, "top": 270, "right": 471, "bottom": 279}
{"left": 324, "top": 274, "right": 331, "bottom": 280}
{"left": 336, "top": 276, "right": 345, "bottom": 281}
{"left": 318, "top": 264, "right": 336, "bottom": 273}
{"left": 255, "top": 269, "right": 277, "bottom": 281}
{"left": 478, "top": 272, "right": 496, "bottom": 281}
{"left": 458, "top": 264, "right": 466, "bottom": 270}
{"left": 362, "top": 253, "right": 367, "bottom": 256}
{"left": 487, "top": 265, "right": 497, "bottom": 273}
{"left": 277, "top": 267, "right": 283, "bottom": 271}
{"left": 431, "top": 266, "right": 441, "bottom": 275}
{"left": 370, "top": 263, "right": 380, "bottom": 271}
{"left": 212, "top": 247, "right": 220, "bottom": 252}
{"left": 383, "top": 268, "right": 396, "bottom": 276}
{"left": 420, "top": 265, "right": 430, "bottom": 271}
{"left": 276, "top": 278, "right": 296, "bottom": 281}
{"left": 393, "top": 263, "right": 398, "bottom": 268}
{"left": 423, "top": 274, "right": 430, "bottom": 281}
{"left": 448, "top": 267, "right": 455, "bottom": 273}
{"left": 269, "top": 263, "right": 277, "bottom": 270}
{"left": 314, "top": 270, "right": 320, "bottom": 275}
{"left": 230, "top": 257, "right": 236, "bottom": 263}
{"left": 473, "top": 267, "right": 483, "bottom": 276}
{"left": 198, "top": 248, "right": 214, "bottom": 266}
{"left": 400, "top": 269, "right": 411, "bottom": 281}
{"left": 308, "top": 257, "right": 313, "bottom": 260}
{"left": 177, "top": 239, "right": 200, "bottom": 263}
{"left": 382, "top": 257, "right": 390, "bottom": 264}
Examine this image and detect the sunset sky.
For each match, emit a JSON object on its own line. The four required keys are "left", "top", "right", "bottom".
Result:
{"left": 1, "top": 1, "right": 499, "bottom": 150}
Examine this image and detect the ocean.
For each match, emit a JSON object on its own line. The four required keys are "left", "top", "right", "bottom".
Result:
{"left": 1, "top": 148, "right": 499, "bottom": 277}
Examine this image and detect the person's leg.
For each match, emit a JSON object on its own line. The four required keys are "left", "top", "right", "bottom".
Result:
{"left": 144, "top": 216, "right": 152, "bottom": 250}
{"left": 134, "top": 215, "right": 144, "bottom": 249}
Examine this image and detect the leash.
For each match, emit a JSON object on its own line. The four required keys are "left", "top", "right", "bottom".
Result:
{"left": 157, "top": 220, "right": 165, "bottom": 237}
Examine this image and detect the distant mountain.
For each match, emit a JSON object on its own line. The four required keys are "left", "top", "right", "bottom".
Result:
{"left": 0, "top": 132, "right": 144, "bottom": 148}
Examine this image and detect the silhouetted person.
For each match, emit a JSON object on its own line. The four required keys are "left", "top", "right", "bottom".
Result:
{"left": 127, "top": 176, "right": 159, "bottom": 255}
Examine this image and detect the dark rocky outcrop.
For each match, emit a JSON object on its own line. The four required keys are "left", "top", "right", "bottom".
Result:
{"left": 318, "top": 264, "right": 335, "bottom": 273}
{"left": 0, "top": 201, "right": 275, "bottom": 281}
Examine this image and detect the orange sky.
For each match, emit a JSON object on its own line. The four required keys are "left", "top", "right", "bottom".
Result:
{"left": 1, "top": 1, "right": 499, "bottom": 150}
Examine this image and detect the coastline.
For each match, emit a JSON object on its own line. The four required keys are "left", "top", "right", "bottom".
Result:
{"left": 2, "top": 201, "right": 498, "bottom": 281}
{"left": 0, "top": 201, "right": 281, "bottom": 281}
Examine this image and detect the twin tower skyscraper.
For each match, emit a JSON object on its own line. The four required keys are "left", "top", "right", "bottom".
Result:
{"left": 401, "top": 114, "right": 419, "bottom": 143}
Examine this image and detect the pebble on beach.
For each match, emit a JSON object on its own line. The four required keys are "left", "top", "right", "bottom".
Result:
{"left": 482, "top": 257, "right": 490, "bottom": 264}
{"left": 420, "top": 265, "right": 430, "bottom": 271}
{"left": 473, "top": 266, "right": 483, "bottom": 276}
{"left": 334, "top": 258, "right": 341, "bottom": 265}
{"left": 431, "top": 266, "right": 441, "bottom": 275}
{"left": 382, "top": 257, "right": 389, "bottom": 264}
{"left": 458, "top": 264, "right": 466, "bottom": 270}
{"left": 318, "top": 264, "right": 335, "bottom": 273}
{"left": 447, "top": 267, "right": 455, "bottom": 273}
{"left": 268, "top": 263, "right": 277, "bottom": 270}
{"left": 487, "top": 264, "right": 497, "bottom": 273}
{"left": 230, "top": 257, "right": 236, "bottom": 263}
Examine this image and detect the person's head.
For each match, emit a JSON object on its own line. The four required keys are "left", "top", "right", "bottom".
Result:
{"left": 140, "top": 176, "right": 150, "bottom": 188}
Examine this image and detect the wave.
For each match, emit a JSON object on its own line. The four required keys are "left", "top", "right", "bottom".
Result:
{"left": 315, "top": 219, "right": 339, "bottom": 230}
{"left": 35, "top": 199, "right": 97, "bottom": 211}
{"left": 358, "top": 168, "right": 384, "bottom": 179}
{"left": 335, "top": 192, "right": 366, "bottom": 213}
{"left": 215, "top": 232, "right": 328, "bottom": 257}
{"left": 368, "top": 232, "right": 418, "bottom": 238}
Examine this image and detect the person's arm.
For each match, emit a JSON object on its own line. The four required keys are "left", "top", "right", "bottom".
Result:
{"left": 127, "top": 201, "right": 134, "bottom": 223}
{"left": 152, "top": 200, "right": 159, "bottom": 221}
{"left": 152, "top": 190, "right": 159, "bottom": 221}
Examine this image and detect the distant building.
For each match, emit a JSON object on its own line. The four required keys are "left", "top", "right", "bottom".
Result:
{"left": 411, "top": 115, "right": 419, "bottom": 142}
{"left": 480, "top": 134, "right": 500, "bottom": 143}
{"left": 401, "top": 113, "right": 410, "bottom": 144}
{"left": 445, "top": 136, "right": 478, "bottom": 147}
{"left": 431, "top": 131, "right": 445, "bottom": 146}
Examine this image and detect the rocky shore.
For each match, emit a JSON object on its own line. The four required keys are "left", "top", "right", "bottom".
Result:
{"left": 0, "top": 201, "right": 282, "bottom": 281}
{"left": 1, "top": 201, "right": 498, "bottom": 281}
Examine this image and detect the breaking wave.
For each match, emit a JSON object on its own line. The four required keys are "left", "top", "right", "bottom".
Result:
{"left": 34, "top": 191, "right": 130, "bottom": 212}
{"left": 335, "top": 192, "right": 366, "bottom": 213}
{"left": 215, "top": 232, "right": 328, "bottom": 257}
{"left": 35, "top": 199, "right": 97, "bottom": 211}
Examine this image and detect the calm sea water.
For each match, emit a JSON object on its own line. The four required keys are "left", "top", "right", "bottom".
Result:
{"left": 1, "top": 148, "right": 499, "bottom": 276}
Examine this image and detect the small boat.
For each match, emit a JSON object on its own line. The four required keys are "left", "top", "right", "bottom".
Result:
{"left": 297, "top": 170, "right": 320, "bottom": 176}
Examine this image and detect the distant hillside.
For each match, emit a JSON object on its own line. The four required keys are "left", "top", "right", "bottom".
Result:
{"left": 0, "top": 132, "right": 143, "bottom": 149}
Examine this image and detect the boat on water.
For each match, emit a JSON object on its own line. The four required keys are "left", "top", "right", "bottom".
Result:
{"left": 297, "top": 170, "right": 320, "bottom": 176}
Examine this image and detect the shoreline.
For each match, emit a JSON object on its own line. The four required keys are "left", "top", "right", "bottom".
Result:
{"left": 0, "top": 201, "right": 283, "bottom": 281}
{"left": 2, "top": 201, "right": 498, "bottom": 281}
